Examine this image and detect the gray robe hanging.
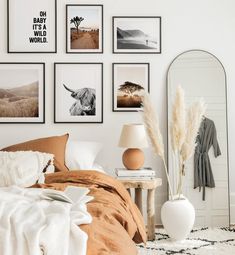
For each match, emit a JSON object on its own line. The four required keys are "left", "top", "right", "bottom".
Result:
{"left": 194, "top": 117, "right": 221, "bottom": 201}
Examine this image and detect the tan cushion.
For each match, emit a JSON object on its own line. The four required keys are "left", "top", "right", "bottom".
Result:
{"left": 2, "top": 134, "right": 69, "bottom": 172}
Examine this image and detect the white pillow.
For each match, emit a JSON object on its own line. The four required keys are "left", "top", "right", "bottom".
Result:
{"left": 65, "top": 140, "right": 103, "bottom": 170}
{"left": 91, "top": 163, "right": 105, "bottom": 173}
{"left": 0, "top": 151, "right": 54, "bottom": 187}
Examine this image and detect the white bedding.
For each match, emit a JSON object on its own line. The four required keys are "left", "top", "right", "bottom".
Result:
{"left": 0, "top": 186, "right": 92, "bottom": 255}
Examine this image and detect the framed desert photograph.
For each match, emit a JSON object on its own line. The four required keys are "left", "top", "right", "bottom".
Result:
{"left": 113, "top": 16, "right": 161, "bottom": 54}
{"left": 54, "top": 63, "right": 103, "bottom": 123}
{"left": 0, "top": 63, "right": 45, "bottom": 123}
{"left": 66, "top": 5, "right": 103, "bottom": 53}
{"left": 7, "top": 0, "right": 57, "bottom": 53}
{"left": 113, "top": 63, "right": 150, "bottom": 112}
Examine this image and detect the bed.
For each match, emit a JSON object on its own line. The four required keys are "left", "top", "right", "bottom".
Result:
{"left": 0, "top": 134, "right": 146, "bottom": 255}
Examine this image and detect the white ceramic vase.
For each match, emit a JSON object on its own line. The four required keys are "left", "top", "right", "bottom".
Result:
{"left": 161, "top": 198, "right": 195, "bottom": 241}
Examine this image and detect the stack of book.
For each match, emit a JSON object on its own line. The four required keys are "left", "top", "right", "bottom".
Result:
{"left": 115, "top": 167, "right": 155, "bottom": 180}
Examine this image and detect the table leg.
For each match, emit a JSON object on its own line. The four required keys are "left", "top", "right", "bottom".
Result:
{"left": 147, "top": 189, "right": 155, "bottom": 240}
{"left": 135, "top": 188, "right": 143, "bottom": 214}
{"left": 127, "top": 188, "right": 131, "bottom": 197}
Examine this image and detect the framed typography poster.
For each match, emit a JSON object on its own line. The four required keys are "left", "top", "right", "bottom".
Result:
{"left": 7, "top": 0, "right": 57, "bottom": 53}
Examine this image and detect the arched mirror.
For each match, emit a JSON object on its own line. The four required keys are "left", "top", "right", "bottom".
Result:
{"left": 167, "top": 50, "right": 230, "bottom": 227}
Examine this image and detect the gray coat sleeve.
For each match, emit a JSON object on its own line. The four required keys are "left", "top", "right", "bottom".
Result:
{"left": 212, "top": 122, "right": 221, "bottom": 157}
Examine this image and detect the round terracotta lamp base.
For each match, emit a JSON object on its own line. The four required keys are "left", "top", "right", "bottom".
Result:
{"left": 122, "top": 148, "right": 144, "bottom": 170}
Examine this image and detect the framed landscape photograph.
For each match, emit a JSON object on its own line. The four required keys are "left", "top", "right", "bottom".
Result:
{"left": 66, "top": 5, "right": 103, "bottom": 53}
{"left": 0, "top": 63, "right": 45, "bottom": 123}
{"left": 113, "top": 63, "right": 150, "bottom": 112}
{"left": 54, "top": 63, "right": 103, "bottom": 123}
{"left": 113, "top": 16, "right": 161, "bottom": 54}
{"left": 7, "top": 0, "right": 57, "bottom": 53}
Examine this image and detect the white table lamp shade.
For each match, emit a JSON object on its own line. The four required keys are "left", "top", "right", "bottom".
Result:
{"left": 118, "top": 124, "right": 148, "bottom": 148}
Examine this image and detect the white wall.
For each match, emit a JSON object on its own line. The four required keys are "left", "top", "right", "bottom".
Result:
{"left": 0, "top": 0, "right": 235, "bottom": 224}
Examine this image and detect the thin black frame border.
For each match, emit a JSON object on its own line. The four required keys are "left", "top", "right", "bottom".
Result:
{"left": 7, "top": 0, "right": 57, "bottom": 54}
{"left": 0, "top": 62, "right": 45, "bottom": 124}
{"left": 66, "top": 4, "right": 104, "bottom": 54}
{"left": 166, "top": 49, "right": 231, "bottom": 226}
{"left": 112, "top": 16, "right": 161, "bottom": 54}
{"left": 112, "top": 62, "right": 150, "bottom": 112}
{"left": 54, "top": 62, "right": 103, "bottom": 123}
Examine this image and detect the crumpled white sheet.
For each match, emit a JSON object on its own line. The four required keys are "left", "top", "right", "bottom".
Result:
{"left": 0, "top": 186, "right": 92, "bottom": 255}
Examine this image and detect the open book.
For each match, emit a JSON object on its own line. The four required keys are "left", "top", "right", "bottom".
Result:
{"left": 40, "top": 186, "right": 91, "bottom": 204}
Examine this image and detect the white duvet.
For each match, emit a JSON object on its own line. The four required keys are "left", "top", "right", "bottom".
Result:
{"left": 0, "top": 186, "right": 92, "bottom": 255}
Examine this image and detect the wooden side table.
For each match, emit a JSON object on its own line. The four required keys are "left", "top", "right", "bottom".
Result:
{"left": 118, "top": 178, "right": 162, "bottom": 241}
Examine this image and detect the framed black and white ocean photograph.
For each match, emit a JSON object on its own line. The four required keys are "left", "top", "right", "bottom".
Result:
{"left": 113, "top": 16, "right": 161, "bottom": 54}
{"left": 54, "top": 63, "right": 103, "bottom": 123}
{"left": 0, "top": 63, "right": 45, "bottom": 123}
{"left": 66, "top": 5, "right": 103, "bottom": 53}
{"left": 113, "top": 63, "right": 150, "bottom": 112}
{"left": 7, "top": 0, "right": 57, "bottom": 53}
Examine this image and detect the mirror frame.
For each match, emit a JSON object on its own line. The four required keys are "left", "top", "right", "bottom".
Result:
{"left": 166, "top": 49, "right": 231, "bottom": 226}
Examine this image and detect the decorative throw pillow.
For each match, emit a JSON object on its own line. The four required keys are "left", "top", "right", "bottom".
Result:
{"left": 65, "top": 140, "right": 103, "bottom": 171}
{"left": 1, "top": 134, "right": 69, "bottom": 172}
{"left": 0, "top": 151, "right": 54, "bottom": 187}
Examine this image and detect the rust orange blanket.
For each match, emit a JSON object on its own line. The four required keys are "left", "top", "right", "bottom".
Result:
{"left": 34, "top": 170, "right": 146, "bottom": 255}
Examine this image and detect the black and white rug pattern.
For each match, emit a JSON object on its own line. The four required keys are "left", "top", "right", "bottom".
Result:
{"left": 137, "top": 227, "right": 235, "bottom": 255}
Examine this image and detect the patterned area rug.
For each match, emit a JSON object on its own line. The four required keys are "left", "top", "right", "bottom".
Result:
{"left": 137, "top": 227, "right": 235, "bottom": 255}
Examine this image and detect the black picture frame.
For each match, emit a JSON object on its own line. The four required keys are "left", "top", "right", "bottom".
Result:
{"left": 7, "top": 0, "right": 57, "bottom": 53}
{"left": 66, "top": 4, "right": 103, "bottom": 54}
{"left": 54, "top": 62, "right": 103, "bottom": 123}
{"left": 112, "top": 63, "right": 150, "bottom": 112}
{"left": 112, "top": 16, "right": 161, "bottom": 54}
{"left": 0, "top": 62, "right": 45, "bottom": 124}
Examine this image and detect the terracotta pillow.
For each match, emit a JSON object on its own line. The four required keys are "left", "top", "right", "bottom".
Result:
{"left": 1, "top": 134, "right": 69, "bottom": 172}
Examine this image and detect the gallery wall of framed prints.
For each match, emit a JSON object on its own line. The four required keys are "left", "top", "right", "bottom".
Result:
{"left": 2, "top": 0, "right": 162, "bottom": 125}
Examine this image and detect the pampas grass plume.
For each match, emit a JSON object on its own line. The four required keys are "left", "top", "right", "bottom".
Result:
{"left": 170, "top": 85, "right": 186, "bottom": 153}
{"left": 181, "top": 100, "right": 206, "bottom": 162}
{"left": 142, "top": 93, "right": 164, "bottom": 159}
{"left": 142, "top": 93, "right": 174, "bottom": 200}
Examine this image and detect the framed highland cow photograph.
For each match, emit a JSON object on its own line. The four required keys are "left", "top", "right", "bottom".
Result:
{"left": 7, "top": 0, "right": 57, "bottom": 53}
{"left": 66, "top": 5, "right": 103, "bottom": 53}
{"left": 112, "top": 63, "right": 150, "bottom": 112}
{"left": 113, "top": 16, "right": 161, "bottom": 54}
{"left": 54, "top": 63, "right": 103, "bottom": 123}
{"left": 0, "top": 63, "right": 45, "bottom": 123}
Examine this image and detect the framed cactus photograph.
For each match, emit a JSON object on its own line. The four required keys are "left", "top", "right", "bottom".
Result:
{"left": 7, "top": 0, "right": 57, "bottom": 53}
{"left": 66, "top": 5, "right": 103, "bottom": 54}
{"left": 112, "top": 63, "right": 150, "bottom": 112}
{"left": 54, "top": 63, "right": 103, "bottom": 123}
